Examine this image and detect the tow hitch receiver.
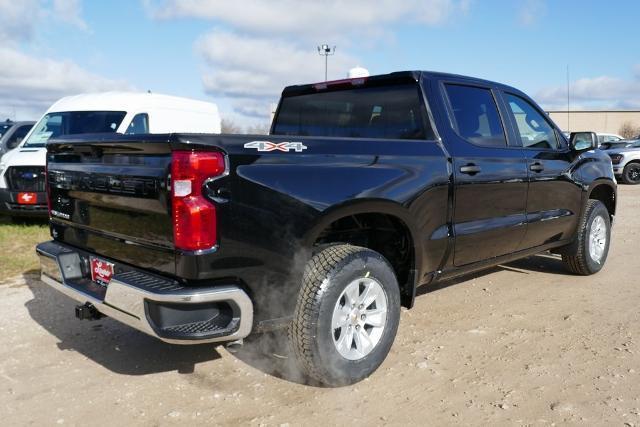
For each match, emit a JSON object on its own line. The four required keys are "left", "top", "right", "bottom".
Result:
{"left": 75, "top": 303, "right": 103, "bottom": 321}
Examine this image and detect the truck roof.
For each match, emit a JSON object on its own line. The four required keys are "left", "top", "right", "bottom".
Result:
{"left": 281, "top": 70, "right": 520, "bottom": 97}
{"left": 46, "top": 91, "right": 220, "bottom": 116}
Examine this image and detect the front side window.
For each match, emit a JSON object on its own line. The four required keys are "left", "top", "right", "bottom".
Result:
{"left": 125, "top": 113, "right": 149, "bottom": 135}
{"left": 505, "top": 94, "right": 559, "bottom": 150}
{"left": 445, "top": 84, "right": 506, "bottom": 147}
{"left": 7, "top": 125, "right": 33, "bottom": 149}
{"left": 273, "top": 84, "right": 433, "bottom": 140}
{"left": 23, "top": 111, "right": 126, "bottom": 148}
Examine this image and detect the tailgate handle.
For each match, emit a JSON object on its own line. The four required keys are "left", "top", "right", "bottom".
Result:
{"left": 460, "top": 164, "right": 481, "bottom": 175}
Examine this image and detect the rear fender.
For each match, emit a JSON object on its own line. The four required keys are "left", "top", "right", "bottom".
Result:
{"left": 303, "top": 199, "right": 422, "bottom": 308}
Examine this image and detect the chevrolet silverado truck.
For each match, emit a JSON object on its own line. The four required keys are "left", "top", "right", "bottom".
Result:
{"left": 36, "top": 71, "right": 616, "bottom": 386}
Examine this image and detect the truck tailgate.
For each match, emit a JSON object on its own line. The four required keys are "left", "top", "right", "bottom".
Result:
{"left": 46, "top": 135, "right": 175, "bottom": 275}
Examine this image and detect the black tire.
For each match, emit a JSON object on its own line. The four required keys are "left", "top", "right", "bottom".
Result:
{"left": 622, "top": 162, "right": 640, "bottom": 185}
{"left": 289, "top": 244, "right": 401, "bottom": 386}
{"left": 562, "top": 200, "right": 611, "bottom": 275}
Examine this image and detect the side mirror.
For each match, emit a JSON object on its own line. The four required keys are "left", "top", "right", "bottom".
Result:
{"left": 570, "top": 131, "right": 597, "bottom": 152}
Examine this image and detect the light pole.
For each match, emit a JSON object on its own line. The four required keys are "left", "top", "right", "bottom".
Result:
{"left": 317, "top": 44, "right": 336, "bottom": 81}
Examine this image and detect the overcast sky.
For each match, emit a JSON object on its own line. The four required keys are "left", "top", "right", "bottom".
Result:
{"left": 1, "top": 0, "right": 639, "bottom": 125}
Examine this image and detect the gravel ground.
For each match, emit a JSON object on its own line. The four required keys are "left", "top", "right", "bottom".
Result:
{"left": 1, "top": 185, "right": 639, "bottom": 426}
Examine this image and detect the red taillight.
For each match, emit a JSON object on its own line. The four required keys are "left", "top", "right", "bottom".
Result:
{"left": 171, "top": 150, "right": 225, "bottom": 251}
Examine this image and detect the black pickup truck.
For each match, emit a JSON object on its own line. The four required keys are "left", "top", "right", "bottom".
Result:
{"left": 36, "top": 71, "right": 616, "bottom": 386}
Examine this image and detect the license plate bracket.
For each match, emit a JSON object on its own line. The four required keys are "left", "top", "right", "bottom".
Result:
{"left": 90, "top": 257, "right": 114, "bottom": 287}
{"left": 17, "top": 192, "right": 37, "bottom": 205}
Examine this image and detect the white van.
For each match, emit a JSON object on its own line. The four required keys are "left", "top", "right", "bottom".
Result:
{"left": 0, "top": 92, "right": 221, "bottom": 218}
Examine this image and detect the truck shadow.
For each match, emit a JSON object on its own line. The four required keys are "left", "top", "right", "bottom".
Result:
{"left": 22, "top": 270, "right": 221, "bottom": 376}
{"left": 232, "top": 254, "right": 572, "bottom": 385}
{"left": 1, "top": 216, "right": 49, "bottom": 226}
{"left": 417, "top": 252, "right": 569, "bottom": 296}
{"left": 21, "top": 252, "right": 569, "bottom": 384}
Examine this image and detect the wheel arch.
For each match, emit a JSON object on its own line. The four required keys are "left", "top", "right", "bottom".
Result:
{"left": 303, "top": 199, "right": 422, "bottom": 309}
{"left": 587, "top": 179, "right": 617, "bottom": 219}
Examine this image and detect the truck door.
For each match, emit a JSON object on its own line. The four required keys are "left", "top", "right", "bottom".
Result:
{"left": 439, "top": 82, "right": 529, "bottom": 266}
{"left": 500, "top": 92, "right": 583, "bottom": 248}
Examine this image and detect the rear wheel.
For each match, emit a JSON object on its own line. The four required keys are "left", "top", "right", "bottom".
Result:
{"left": 289, "top": 244, "right": 401, "bottom": 386}
{"left": 562, "top": 200, "right": 611, "bottom": 275}
{"left": 622, "top": 162, "right": 640, "bottom": 185}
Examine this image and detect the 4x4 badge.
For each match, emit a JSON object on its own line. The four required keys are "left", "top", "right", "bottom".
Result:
{"left": 244, "top": 141, "right": 308, "bottom": 153}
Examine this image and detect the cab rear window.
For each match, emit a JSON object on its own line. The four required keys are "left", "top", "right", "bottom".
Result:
{"left": 273, "top": 84, "right": 434, "bottom": 140}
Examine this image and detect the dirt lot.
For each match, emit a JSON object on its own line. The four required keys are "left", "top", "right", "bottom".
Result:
{"left": 1, "top": 185, "right": 639, "bottom": 426}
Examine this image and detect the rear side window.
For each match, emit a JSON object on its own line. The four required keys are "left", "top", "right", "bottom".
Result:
{"left": 126, "top": 113, "right": 149, "bottom": 135}
{"left": 445, "top": 84, "right": 506, "bottom": 147}
{"left": 600, "top": 135, "right": 620, "bottom": 143}
{"left": 505, "top": 93, "right": 559, "bottom": 150}
{"left": 273, "top": 84, "right": 434, "bottom": 140}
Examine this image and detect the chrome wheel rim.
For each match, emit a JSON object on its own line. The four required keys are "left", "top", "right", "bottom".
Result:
{"left": 589, "top": 215, "right": 607, "bottom": 263}
{"left": 331, "top": 277, "right": 388, "bottom": 361}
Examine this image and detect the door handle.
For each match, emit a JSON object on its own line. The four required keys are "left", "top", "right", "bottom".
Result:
{"left": 529, "top": 163, "right": 544, "bottom": 173}
{"left": 460, "top": 164, "right": 481, "bottom": 175}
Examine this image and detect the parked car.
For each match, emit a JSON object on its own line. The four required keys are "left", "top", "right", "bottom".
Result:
{"left": 597, "top": 133, "right": 625, "bottom": 144}
{"left": 0, "top": 92, "right": 221, "bottom": 219}
{"left": 606, "top": 140, "right": 640, "bottom": 184}
{"left": 36, "top": 71, "right": 616, "bottom": 386}
{"left": 0, "top": 120, "right": 35, "bottom": 160}
{"left": 599, "top": 140, "right": 636, "bottom": 150}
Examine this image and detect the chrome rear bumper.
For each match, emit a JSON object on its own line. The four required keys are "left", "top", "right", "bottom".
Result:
{"left": 36, "top": 241, "right": 253, "bottom": 345}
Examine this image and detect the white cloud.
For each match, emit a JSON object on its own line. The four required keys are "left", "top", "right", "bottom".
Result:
{"left": 0, "top": 0, "right": 89, "bottom": 44}
{"left": 518, "top": 0, "right": 546, "bottom": 27}
{"left": 53, "top": 0, "right": 89, "bottom": 31}
{"left": 0, "top": 0, "right": 128, "bottom": 120}
{"left": 0, "top": 0, "right": 41, "bottom": 43}
{"left": 149, "top": 0, "right": 472, "bottom": 122}
{"left": 148, "top": 0, "right": 471, "bottom": 40}
{"left": 197, "top": 30, "right": 358, "bottom": 101}
{"left": 0, "top": 47, "right": 132, "bottom": 119}
{"left": 536, "top": 68, "right": 640, "bottom": 110}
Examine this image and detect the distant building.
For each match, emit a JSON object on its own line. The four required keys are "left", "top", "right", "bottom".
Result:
{"left": 547, "top": 110, "right": 640, "bottom": 134}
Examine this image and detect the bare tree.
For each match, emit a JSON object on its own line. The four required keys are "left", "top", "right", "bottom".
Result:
{"left": 220, "top": 118, "right": 242, "bottom": 134}
{"left": 221, "top": 117, "right": 272, "bottom": 135}
{"left": 619, "top": 121, "right": 640, "bottom": 139}
{"left": 245, "top": 123, "right": 270, "bottom": 135}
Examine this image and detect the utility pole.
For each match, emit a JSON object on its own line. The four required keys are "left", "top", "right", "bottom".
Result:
{"left": 566, "top": 64, "right": 570, "bottom": 132}
{"left": 317, "top": 44, "right": 336, "bottom": 81}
